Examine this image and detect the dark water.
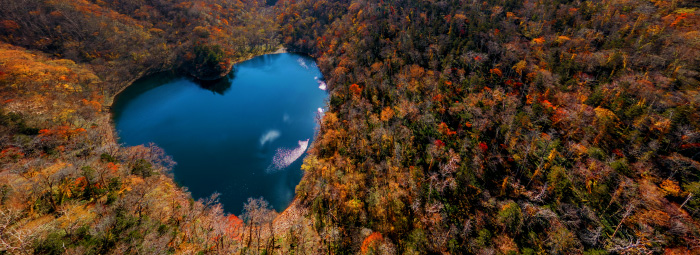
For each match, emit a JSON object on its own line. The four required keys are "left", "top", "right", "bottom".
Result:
{"left": 112, "top": 53, "right": 327, "bottom": 214}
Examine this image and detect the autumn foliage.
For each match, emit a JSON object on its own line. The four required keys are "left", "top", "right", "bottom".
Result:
{"left": 0, "top": 0, "right": 279, "bottom": 253}
{"left": 0, "top": 0, "right": 699, "bottom": 254}
{"left": 281, "top": 0, "right": 700, "bottom": 253}
{"left": 349, "top": 83, "right": 362, "bottom": 96}
{"left": 360, "top": 232, "right": 383, "bottom": 254}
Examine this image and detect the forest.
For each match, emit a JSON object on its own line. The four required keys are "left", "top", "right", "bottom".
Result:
{"left": 0, "top": 0, "right": 699, "bottom": 254}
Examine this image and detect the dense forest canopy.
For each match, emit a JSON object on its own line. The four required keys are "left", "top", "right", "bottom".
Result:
{"left": 277, "top": 0, "right": 700, "bottom": 253}
{"left": 0, "top": 0, "right": 699, "bottom": 254}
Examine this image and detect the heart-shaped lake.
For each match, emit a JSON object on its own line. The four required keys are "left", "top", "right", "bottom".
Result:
{"left": 111, "top": 53, "right": 327, "bottom": 214}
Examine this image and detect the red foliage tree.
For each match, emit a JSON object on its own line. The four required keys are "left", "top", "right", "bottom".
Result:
{"left": 361, "top": 232, "right": 383, "bottom": 254}
{"left": 350, "top": 83, "right": 362, "bottom": 96}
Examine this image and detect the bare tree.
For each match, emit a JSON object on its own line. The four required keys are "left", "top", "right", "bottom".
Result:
{"left": 241, "top": 197, "right": 277, "bottom": 254}
{"left": 0, "top": 208, "right": 45, "bottom": 253}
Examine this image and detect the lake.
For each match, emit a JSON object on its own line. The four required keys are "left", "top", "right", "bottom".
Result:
{"left": 111, "top": 53, "right": 327, "bottom": 214}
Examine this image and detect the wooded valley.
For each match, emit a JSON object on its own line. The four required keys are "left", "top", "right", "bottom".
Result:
{"left": 0, "top": 0, "right": 699, "bottom": 254}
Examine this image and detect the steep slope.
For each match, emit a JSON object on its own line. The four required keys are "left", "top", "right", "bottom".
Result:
{"left": 0, "top": 0, "right": 278, "bottom": 84}
{"left": 0, "top": 0, "right": 279, "bottom": 254}
{"left": 1, "top": 0, "right": 699, "bottom": 254}
{"left": 278, "top": 0, "right": 700, "bottom": 253}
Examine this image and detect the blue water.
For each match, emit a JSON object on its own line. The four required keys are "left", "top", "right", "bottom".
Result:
{"left": 112, "top": 53, "right": 327, "bottom": 214}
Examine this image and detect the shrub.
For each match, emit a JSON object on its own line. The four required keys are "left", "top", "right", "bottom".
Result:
{"left": 131, "top": 159, "right": 153, "bottom": 178}
{"left": 100, "top": 153, "right": 117, "bottom": 163}
{"left": 34, "top": 231, "right": 67, "bottom": 255}
{"left": 498, "top": 201, "right": 523, "bottom": 233}
{"left": 548, "top": 166, "right": 573, "bottom": 202}
{"left": 610, "top": 159, "right": 630, "bottom": 176}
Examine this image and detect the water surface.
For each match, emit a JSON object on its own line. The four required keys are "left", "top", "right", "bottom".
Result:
{"left": 112, "top": 53, "right": 327, "bottom": 214}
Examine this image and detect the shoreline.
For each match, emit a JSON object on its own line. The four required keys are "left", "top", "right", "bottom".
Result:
{"left": 107, "top": 45, "right": 310, "bottom": 220}
{"left": 108, "top": 46, "right": 289, "bottom": 104}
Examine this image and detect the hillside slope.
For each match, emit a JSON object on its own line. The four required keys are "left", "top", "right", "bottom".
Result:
{"left": 278, "top": 0, "right": 700, "bottom": 253}
{"left": 0, "top": 0, "right": 279, "bottom": 254}
{"left": 0, "top": 0, "right": 699, "bottom": 254}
